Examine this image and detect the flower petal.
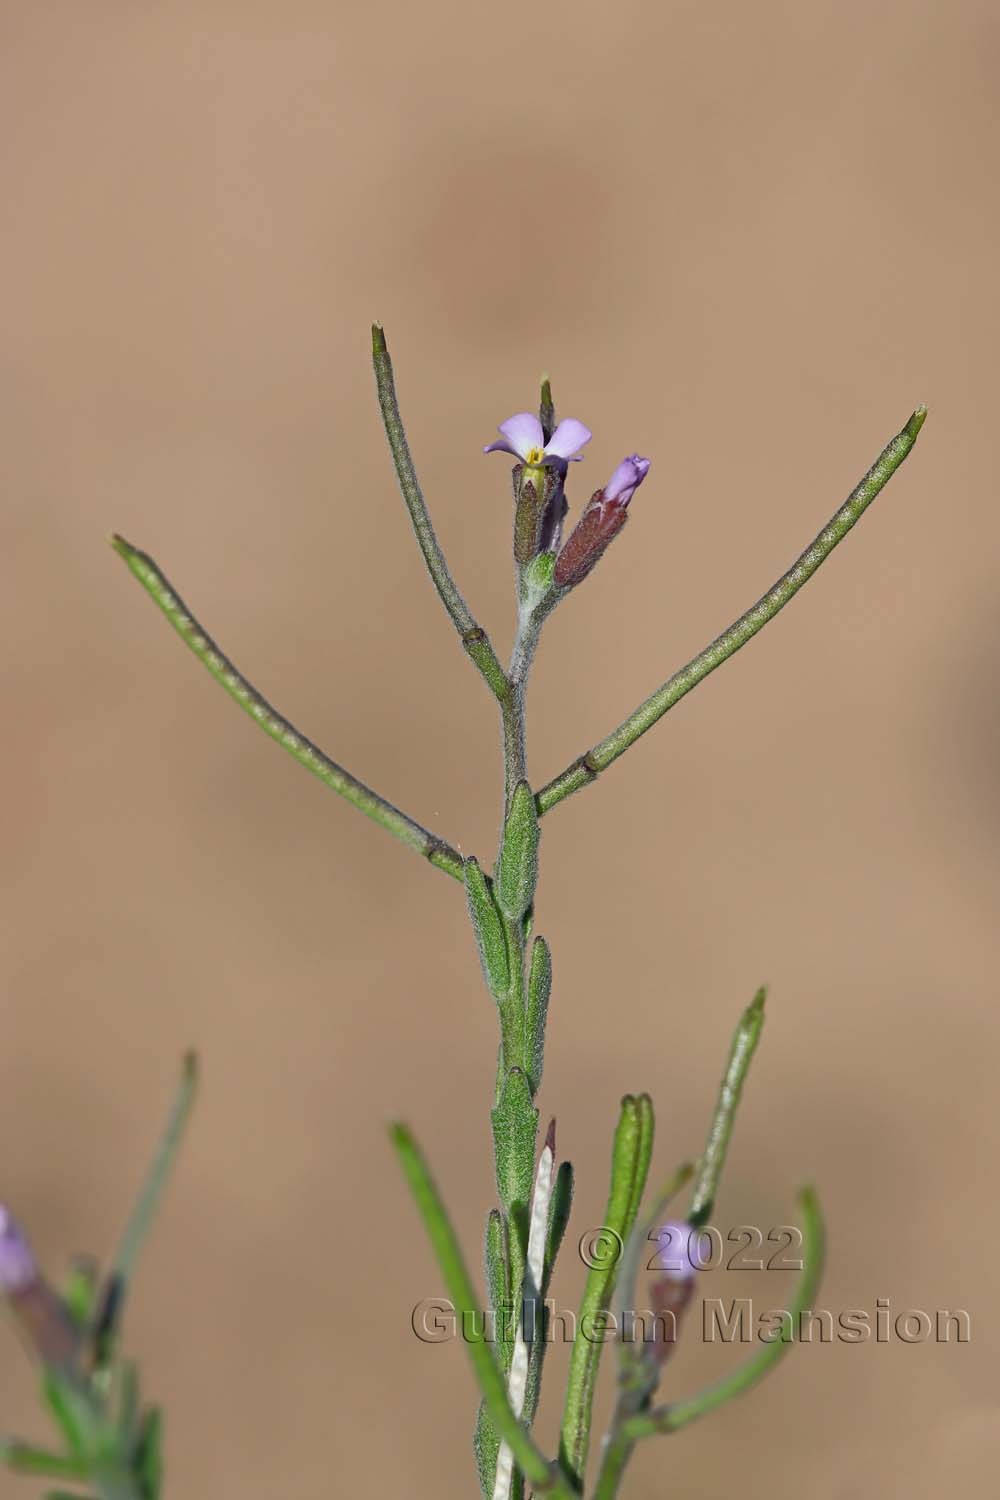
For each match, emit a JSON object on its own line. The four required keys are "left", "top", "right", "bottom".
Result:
{"left": 545, "top": 417, "right": 592, "bottom": 462}
{"left": 604, "top": 454, "right": 651, "bottom": 506}
{"left": 483, "top": 438, "right": 521, "bottom": 457}
{"left": 494, "top": 412, "right": 544, "bottom": 462}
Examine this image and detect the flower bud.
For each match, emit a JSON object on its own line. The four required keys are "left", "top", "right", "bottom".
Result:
{"left": 646, "top": 1218, "right": 697, "bottom": 1368}
{"left": 0, "top": 1206, "right": 38, "bottom": 1294}
{"left": 0, "top": 1206, "right": 79, "bottom": 1368}
{"left": 554, "top": 455, "right": 650, "bottom": 589}
{"left": 513, "top": 462, "right": 562, "bottom": 565}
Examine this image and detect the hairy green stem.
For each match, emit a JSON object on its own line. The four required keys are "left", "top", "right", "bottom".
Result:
{"left": 111, "top": 536, "right": 465, "bottom": 882}
{"left": 590, "top": 1420, "right": 635, "bottom": 1500}
{"left": 501, "top": 604, "right": 545, "bottom": 805}
{"left": 537, "top": 407, "right": 927, "bottom": 816}
{"left": 371, "top": 325, "right": 508, "bottom": 701}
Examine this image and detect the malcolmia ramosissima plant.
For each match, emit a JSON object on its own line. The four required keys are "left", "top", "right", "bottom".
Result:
{"left": 1, "top": 330, "right": 927, "bottom": 1500}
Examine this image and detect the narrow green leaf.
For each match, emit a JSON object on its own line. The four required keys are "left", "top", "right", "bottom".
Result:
{"left": 465, "top": 858, "right": 510, "bottom": 1000}
{"left": 474, "top": 1404, "right": 501, "bottom": 1500}
{"left": 490, "top": 1070, "right": 539, "bottom": 1225}
{"left": 485, "top": 1210, "right": 511, "bottom": 1327}
{"left": 689, "top": 988, "right": 766, "bottom": 1226}
{"left": 134, "top": 1408, "right": 163, "bottom": 1500}
{"left": 40, "top": 1374, "right": 96, "bottom": 1460}
{"left": 116, "top": 1363, "right": 140, "bottom": 1445}
{"left": 545, "top": 1160, "right": 573, "bottom": 1289}
{"left": 95, "top": 1053, "right": 198, "bottom": 1368}
{"left": 624, "top": 1095, "right": 655, "bottom": 1237}
{"left": 389, "top": 1123, "right": 573, "bottom": 1499}
{"left": 0, "top": 1439, "right": 87, "bottom": 1479}
{"left": 525, "top": 936, "right": 552, "bottom": 1094}
{"left": 496, "top": 782, "right": 540, "bottom": 923}
{"left": 559, "top": 1095, "right": 654, "bottom": 1489}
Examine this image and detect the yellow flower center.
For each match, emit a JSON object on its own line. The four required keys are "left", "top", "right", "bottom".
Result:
{"left": 525, "top": 447, "right": 545, "bottom": 465}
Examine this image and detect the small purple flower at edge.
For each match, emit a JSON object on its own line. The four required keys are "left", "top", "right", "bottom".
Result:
{"left": 604, "top": 454, "right": 651, "bottom": 509}
{"left": 655, "top": 1219, "right": 699, "bottom": 1282}
{"left": 484, "top": 411, "right": 592, "bottom": 468}
{"left": 0, "top": 1205, "right": 39, "bottom": 1294}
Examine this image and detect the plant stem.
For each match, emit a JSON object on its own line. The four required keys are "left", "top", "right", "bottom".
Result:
{"left": 111, "top": 536, "right": 465, "bottom": 882}
{"left": 371, "top": 326, "right": 508, "bottom": 701}
{"left": 559, "top": 1096, "right": 653, "bottom": 1490}
{"left": 536, "top": 407, "right": 927, "bottom": 817}
{"left": 501, "top": 604, "right": 545, "bottom": 805}
{"left": 590, "top": 1415, "right": 635, "bottom": 1500}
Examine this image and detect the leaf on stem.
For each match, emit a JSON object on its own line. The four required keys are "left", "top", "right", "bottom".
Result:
{"left": 559, "top": 1094, "right": 655, "bottom": 1489}
{"left": 491, "top": 1070, "right": 540, "bottom": 1236}
{"left": 389, "top": 1123, "right": 573, "bottom": 1499}
{"left": 465, "top": 859, "right": 511, "bottom": 1000}
{"left": 94, "top": 1053, "right": 199, "bottom": 1369}
{"left": 492, "top": 1123, "right": 557, "bottom": 1500}
{"left": 496, "top": 782, "right": 540, "bottom": 923}
{"left": 525, "top": 937, "right": 552, "bottom": 1096}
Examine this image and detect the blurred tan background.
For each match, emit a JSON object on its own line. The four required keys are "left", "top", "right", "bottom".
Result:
{"left": 2, "top": 1, "right": 998, "bottom": 1496}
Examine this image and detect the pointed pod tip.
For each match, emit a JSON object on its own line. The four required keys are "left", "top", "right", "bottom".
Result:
{"left": 749, "top": 985, "right": 767, "bottom": 1016}
{"left": 907, "top": 405, "right": 928, "bottom": 439}
{"left": 180, "top": 1049, "right": 199, "bottom": 1086}
{"left": 109, "top": 532, "right": 133, "bottom": 559}
{"left": 371, "top": 322, "right": 387, "bottom": 355}
{"left": 544, "top": 1117, "right": 556, "bottom": 1156}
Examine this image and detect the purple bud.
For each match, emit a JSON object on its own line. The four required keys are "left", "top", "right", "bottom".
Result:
{"left": 647, "top": 1218, "right": 697, "bottom": 1369}
{"left": 553, "top": 455, "right": 651, "bottom": 590}
{"left": 0, "top": 1206, "right": 39, "bottom": 1294}
{"left": 654, "top": 1219, "right": 698, "bottom": 1282}
{"left": 0, "top": 1206, "right": 79, "bottom": 1369}
{"left": 604, "top": 454, "right": 651, "bottom": 507}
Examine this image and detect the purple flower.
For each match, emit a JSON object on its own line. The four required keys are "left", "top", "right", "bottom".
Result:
{"left": 0, "top": 1206, "right": 39, "bottom": 1294}
{"left": 604, "top": 454, "right": 651, "bottom": 507}
{"left": 553, "top": 453, "right": 651, "bottom": 589}
{"left": 484, "top": 412, "right": 592, "bottom": 467}
{"left": 654, "top": 1219, "right": 699, "bottom": 1282}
